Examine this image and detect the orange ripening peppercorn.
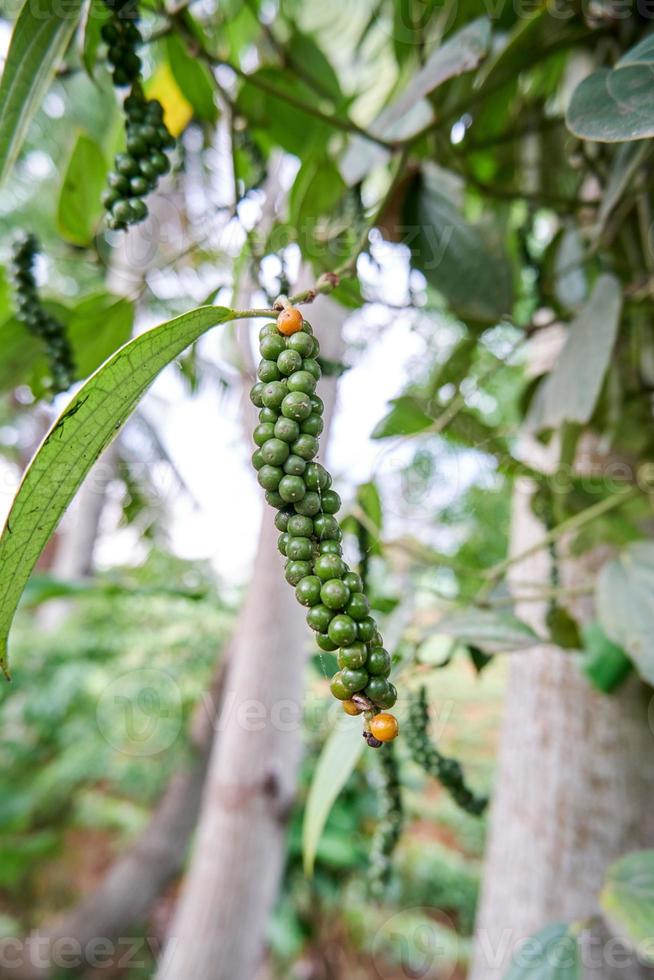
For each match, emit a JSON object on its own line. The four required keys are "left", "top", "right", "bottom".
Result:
{"left": 343, "top": 699, "right": 362, "bottom": 716}
{"left": 370, "top": 713, "right": 399, "bottom": 742}
{"left": 277, "top": 307, "right": 304, "bottom": 336}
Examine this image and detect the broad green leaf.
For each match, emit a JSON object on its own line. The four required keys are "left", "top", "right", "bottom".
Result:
{"left": 341, "top": 18, "right": 491, "bottom": 183}
{"left": 289, "top": 28, "right": 343, "bottom": 104}
{"left": 505, "top": 922, "right": 581, "bottom": 979}
{"left": 567, "top": 38, "right": 654, "bottom": 143}
{"left": 601, "top": 850, "right": 654, "bottom": 963}
{"left": 302, "top": 720, "right": 364, "bottom": 876}
{"left": 166, "top": 35, "right": 217, "bottom": 123}
{"left": 596, "top": 541, "right": 654, "bottom": 686}
{"left": 237, "top": 68, "right": 332, "bottom": 157}
{"left": 433, "top": 609, "right": 539, "bottom": 654}
{"left": 526, "top": 275, "right": 622, "bottom": 431}
{"left": 57, "top": 132, "right": 107, "bottom": 246}
{"left": 554, "top": 227, "right": 587, "bottom": 310}
{"left": 374, "top": 17, "right": 491, "bottom": 141}
{"left": 67, "top": 292, "right": 134, "bottom": 376}
{"left": 581, "top": 621, "right": 632, "bottom": 694}
{"left": 0, "top": 305, "right": 232, "bottom": 672}
{"left": 0, "top": 317, "right": 43, "bottom": 393}
{"left": 403, "top": 169, "right": 513, "bottom": 324}
{"left": 288, "top": 157, "right": 348, "bottom": 265}
{"left": 371, "top": 395, "right": 432, "bottom": 439}
{"left": 78, "top": 0, "right": 110, "bottom": 77}
{"left": 0, "top": 0, "right": 83, "bottom": 186}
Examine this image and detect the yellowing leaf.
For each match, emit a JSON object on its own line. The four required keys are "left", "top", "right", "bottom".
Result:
{"left": 145, "top": 62, "right": 192, "bottom": 137}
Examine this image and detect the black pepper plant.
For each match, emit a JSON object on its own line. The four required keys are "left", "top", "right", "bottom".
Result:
{"left": 100, "top": 0, "right": 175, "bottom": 230}
{"left": 249, "top": 305, "right": 399, "bottom": 748}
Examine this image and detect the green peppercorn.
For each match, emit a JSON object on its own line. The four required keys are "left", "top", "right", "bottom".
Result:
{"left": 265, "top": 492, "right": 285, "bottom": 512}
{"left": 277, "top": 533, "right": 289, "bottom": 556}
{"left": 287, "top": 370, "right": 317, "bottom": 395}
{"left": 371, "top": 681, "right": 397, "bottom": 709}
{"left": 301, "top": 413, "right": 324, "bottom": 437}
{"left": 328, "top": 614, "right": 358, "bottom": 647}
{"left": 261, "top": 438, "right": 290, "bottom": 466}
{"left": 259, "top": 407, "right": 278, "bottom": 423}
{"left": 314, "top": 514, "right": 341, "bottom": 541}
{"left": 304, "top": 462, "right": 330, "bottom": 490}
{"left": 315, "top": 554, "right": 346, "bottom": 581}
{"left": 274, "top": 417, "right": 300, "bottom": 444}
{"left": 277, "top": 349, "right": 302, "bottom": 375}
{"left": 257, "top": 465, "right": 283, "bottom": 491}
{"left": 283, "top": 455, "right": 306, "bottom": 476}
{"left": 294, "top": 492, "right": 321, "bottom": 516}
{"left": 261, "top": 381, "right": 288, "bottom": 411}
{"left": 341, "top": 668, "right": 369, "bottom": 694}
{"left": 287, "top": 332, "right": 314, "bottom": 357}
{"left": 253, "top": 422, "right": 275, "bottom": 447}
{"left": 337, "top": 642, "right": 367, "bottom": 669}
{"left": 316, "top": 633, "right": 338, "bottom": 652}
{"left": 320, "top": 489, "right": 341, "bottom": 514}
{"left": 357, "top": 617, "right": 377, "bottom": 643}
{"left": 319, "top": 540, "right": 343, "bottom": 555}
{"left": 250, "top": 382, "right": 265, "bottom": 407}
{"left": 346, "top": 592, "right": 370, "bottom": 621}
{"left": 251, "top": 449, "right": 265, "bottom": 471}
{"left": 286, "top": 536, "right": 313, "bottom": 561}
{"left": 285, "top": 560, "right": 313, "bottom": 586}
{"left": 274, "top": 509, "right": 292, "bottom": 532}
{"left": 320, "top": 578, "right": 351, "bottom": 610}
{"left": 281, "top": 391, "right": 312, "bottom": 421}
{"left": 260, "top": 334, "right": 286, "bottom": 361}
{"left": 367, "top": 648, "right": 391, "bottom": 677}
{"left": 287, "top": 514, "right": 313, "bottom": 536}
{"left": 310, "top": 394, "right": 324, "bottom": 415}
{"left": 291, "top": 434, "right": 319, "bottom": 461}
{"left": 279, "top": 475, "right": 306, "bottom": 502}
{"left": 307, "top": 604, "right": 335, "bottom": 633}
{"left": 296, "top": 575, "right": 322, "bottom": 607}
{"left": 258, "top": 359, "right": 281, "bottom": 383}
{"left": 330, "top": 671, "right": 351, "bottom": 700}
{"left": 302, "top": 358, "right": 321, "bottom": 380}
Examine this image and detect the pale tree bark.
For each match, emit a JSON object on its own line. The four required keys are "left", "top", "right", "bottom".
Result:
{"left": 156, "top": 295, "right": 346, "bottom": 980}
{"left": 470, "top": 336, "right": 654, "bottom": 979}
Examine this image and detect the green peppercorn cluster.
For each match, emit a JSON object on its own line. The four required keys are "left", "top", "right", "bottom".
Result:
{"left": 100, "top": 1, "right": 175, "bottom": 230}
{"left": 369, "top": 743, "right": 403, "bottom": 896}
{"left": 249, "top": 318, "right": 397, "bottom": 736}
{"left": 10, "top": 234, "right": 75, "bottom": 394}
{"left": 406, "top": 687, "right": 487, "bottom": 816}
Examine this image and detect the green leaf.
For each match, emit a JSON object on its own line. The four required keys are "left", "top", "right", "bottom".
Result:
{"left": 302, "top": 720, "right": 364, "bottom": 876}
{"left": 236, "top": 68, "right": 332, "bottom": 157}
{"left": 505, "top": 922, "right": 581, "bottom": 979}
{"left": 371, "top": 395, "right": 432, "bottom": 439}
{"left": 288, "top": 157, "right": 347, "bottom": 263}
{"left": 601, "top": 850, "right": 654, "bottom": 963}
{"left": 526, "top": 274, "right": 622, "bottom": 431}
{"left": 596, "top": 541, "right": 654, "bottom": 686}
{"left": 78, "top": 0, "right": 110, "bottom": 77}
{"left": 546, "top": 605, "right": 581, "bottom": 650}
{"left": 342, "top": 18, "right": 491, "bottom": 183}
{"left": 67, "top": 292, "right": 134, "bottom": 376}
{"left": 567, "top": 38, "right": 654, "bottom": 143}
{"left": 166, "top": 34, "right": 217, "bottom": 123}
{"left": 403, "top": 169, "right": 513, "bottom": 324}
{"left": 0, "top": 0, "right": 83, "bottom": 186}
{"left": 433, "top": 609, "right": 539, "bottom": 654}
{"left": 57, "top": 132, "right": 107, "bottom": 246}
{"left": 581, "top": 621, "right": 632, "bottom": 694}
{"left": 374, "top": 17, "right": 491, "bottom": 140}
{"left": 0, "top": 305, "right": 232, "bottom": 672}
{"left": 0, "top": 316, "right": 44, "bottom": 393}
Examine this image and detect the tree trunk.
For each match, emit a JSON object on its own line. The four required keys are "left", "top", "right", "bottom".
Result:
{"left": 156, "top": 296, "right": 345, "bottom": 980}
{"left": 470, "top": 440, "right": 654, "bottom": 979}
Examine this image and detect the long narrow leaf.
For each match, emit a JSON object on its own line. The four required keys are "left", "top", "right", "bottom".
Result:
{"left": 0, "top": 305, "right": 232, "bottom": 672}
{"left": 0, "top": 0, "right": 83, "bottom": 185}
